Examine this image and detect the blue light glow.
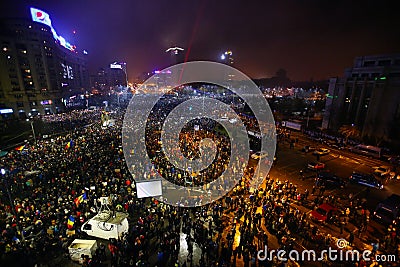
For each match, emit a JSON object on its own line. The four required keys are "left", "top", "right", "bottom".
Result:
{"left": 30, "top": 7, "right": 76, "bottom": 52}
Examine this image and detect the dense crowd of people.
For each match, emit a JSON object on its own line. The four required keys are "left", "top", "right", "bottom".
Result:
{"left": 0, "top": 104, "right": 399, "bottom": 267}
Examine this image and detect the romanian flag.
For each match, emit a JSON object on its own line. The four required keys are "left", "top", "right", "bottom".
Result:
{"left": 65, "top": 140, "right": 74, "bottom": 149}
{"left": 74, "top": 192, "right": 87, "bottom": 206}
{"left": 67, "top": 216, "right": 75, "bottom": 229}
{"left": 15, "top": 145, "right": 25, "bottom": 151}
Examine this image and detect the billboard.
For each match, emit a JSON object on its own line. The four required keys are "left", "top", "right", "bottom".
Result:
{"left": 110, "top": 63, "right": 122, "bottom": 69}
{"left": 30, "top": 8, "right": 52, "bottom": 27}
{"left": 283, "top": 120, "right": 302, "bottom": 131}
{"left": 61, "top": 63, "right": 74, "bottom": 79}
{"left": 30, "top": 7, "right": 76, "bottom": 52}
{"left": 40, "top": 100, "right": 53, "bottom": 105}
{"left": 0, "top": 109, "right": 13, "bottom": 114}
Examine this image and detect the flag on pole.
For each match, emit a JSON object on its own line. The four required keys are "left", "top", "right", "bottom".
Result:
{"left": 74, "top": 192, "right": 87, "bottom": 206}
{"left": 65, "top": 140, "right": 74, "bottom": 149}
{"left": 67, "top": 216, "right": 75, "bottom": 229}
{"left": 15, "top": 145, "right": 25, "bottom": 151}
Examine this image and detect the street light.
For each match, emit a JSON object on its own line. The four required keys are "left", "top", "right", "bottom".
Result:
{"left": 26, "top": 118, "right": 36, "bottom": 143}
{"left": 117, "top": 91, "right": 123, "bottom": 107}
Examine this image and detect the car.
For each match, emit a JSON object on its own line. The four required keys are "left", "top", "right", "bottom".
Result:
{"left": 251, "top": 151, "right": 268, "bottom": 160}
{"left": 316, "top": 172, "right": 346, "bottom": 188}
{"left": 313, "top": 148, "right": 330, "bottom": 156}
{"left": 307, "top": 162, "right": 326, "bottom": 170}
{"left": 373, "top": 194, "right": 400, "bottom": 226}
{"left": 310, "top": 203, "right": 338, "bottom": 223}
{"left": 324, "top": 140, "right": 342, "bottom": 149}
{"left": 372, "top": 165, "right": 391, "bottom": 177}
{"left": 349, "top": 172, "right": 383, "bottom": 189}
{"left": 302, "top": 145, "right": 316, "bottom": 153}
{"left": 388, "top": 155, "right": 400, "bottom": 165}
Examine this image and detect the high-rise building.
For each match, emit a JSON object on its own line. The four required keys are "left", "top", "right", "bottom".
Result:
{"left": 220, "top": 50, "right": 234, "bottom": 65}
{"left": 90, "top": 68, "right": 108, "bottom": 89}
{"left": 322, "top": 54, "right": 400, "bottom": 146}
{"left": 0, "top": 7, "right": 89, "bottom": 119}
{"left": 165, "top": 46, "right": 184, "bottom": 65}
{"left": 91, "top": 62, "right": 128, "bottom": 91}
{"left": 109, "top": 62, "right": 128, "bottom": 87}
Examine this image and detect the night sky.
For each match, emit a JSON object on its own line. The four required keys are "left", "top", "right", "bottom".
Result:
{"left": 1, "top": 0, "right": 400, "bottom": 81}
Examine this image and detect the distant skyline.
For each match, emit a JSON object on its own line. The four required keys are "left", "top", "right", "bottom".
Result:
{"left": 1, "top": 0, "right": 399, "bottom": 82}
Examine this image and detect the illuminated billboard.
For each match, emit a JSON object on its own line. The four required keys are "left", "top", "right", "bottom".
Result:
{"left": 110, "top": 63, "right": 122, "bottom": 69}
{"left": 40, "top": 100, "right": 53, "bottom": 105}
{"left": 0, "top": 108, "right": 13, "bottom": 114}
{"left": 61, "top": 63, "right": 74, "bottom": 79}
{"left": 30, "top": 7, "right": 52, "bottom": 27}
{"left": 30, "top": 7, "right": 76, "bottom": 52}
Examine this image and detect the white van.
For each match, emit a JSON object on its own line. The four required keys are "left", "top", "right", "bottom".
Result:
{"left": 81, "top": 211, "right": 129, "bottom": 240}
{"left": 68, "top": 239, "right": 98, "bottom": 262}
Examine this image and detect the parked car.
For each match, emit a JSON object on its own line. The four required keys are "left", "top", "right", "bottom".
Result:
{"left": 316, "top": 172, "right": 346, "bottom": 188}
{"left": 310, "top": 203, "right": 338, "bottom": 223}
{"left": 307, "top": 162, "right": 326, "bottom": 170}
{"left": 372, "top": 165, "right": 392, "bottom": 177}
{"left": 251, "top": 151, "right": 268, "bottom": 160}
{"left": 324, "top": 140, "right": 343, "bottom": 149}
{"left": 373, "top": 194, "right": 400, "bottom": 226}
{"left": 302, "top": 145, "right": 316, "bottom": 153}
{"left": 388, "top": 155, "right": 400, "bottom": 165}
{"left": 313, "top": 148, "right": 330, "bottom": 156}
{"left": 349, "top": 172, "right": 383, "bottom": 189}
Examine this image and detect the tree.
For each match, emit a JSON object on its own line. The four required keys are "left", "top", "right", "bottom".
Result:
{"left": 339, "top": 125, "right": 360, "bottom": 144}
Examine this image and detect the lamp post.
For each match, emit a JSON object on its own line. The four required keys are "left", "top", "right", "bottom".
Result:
{"left": 117, "top": 92, "right": 123, "bottom": 107}
{"left": 26, "top": 119, "right": 36, "bottom": 143}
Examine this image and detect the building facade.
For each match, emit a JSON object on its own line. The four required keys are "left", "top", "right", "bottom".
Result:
{"left": 165, "top": 46, "right": 184, "bottom": 66}
{"left": 322, "top": 54, "right": 400, "bottom": 146}
{"left": 91, "top": 62, "right": 128, "bottom": 92}
{"left": 0, "top": 8, "right": 88, "bottom": 119}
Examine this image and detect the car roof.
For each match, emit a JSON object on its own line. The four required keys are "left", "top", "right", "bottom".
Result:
{"left": 352, "top": 172, "right": 374, "bottom": 178}
{"left": 318, "top": 171, "right": 333, "bottom": 177}
{"left": 318, "top": 203, "right": 337, "bottom": 211}
{"left": 380, "top": 195, "right": 400, "bottom": 208}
